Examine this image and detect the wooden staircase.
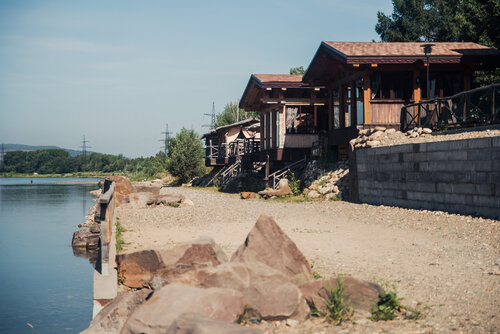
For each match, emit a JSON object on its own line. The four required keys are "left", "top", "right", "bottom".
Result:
{"left": 268, "top": 157, "right": 307, "bottom": 189}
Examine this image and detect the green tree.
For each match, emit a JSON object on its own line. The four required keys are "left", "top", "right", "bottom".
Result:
{"left": 214, "top": 101, "right": 258, "bottom": 128}
{"left": 376, "top": 0, "right": 500, "bottom": 84}
{"left": 166, "top": 128, "right": 204, "bottom": 183}
{"left": 290, "top": 66, "right": 305, "bottom": 75}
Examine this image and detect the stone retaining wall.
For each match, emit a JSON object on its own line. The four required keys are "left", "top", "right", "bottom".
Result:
{"left": 350, "top": 136, "right": 500, "bottom": 219}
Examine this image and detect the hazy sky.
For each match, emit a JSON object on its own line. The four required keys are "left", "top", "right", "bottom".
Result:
{"left": 0, "top": 0, "right": 393, "bottom": 157}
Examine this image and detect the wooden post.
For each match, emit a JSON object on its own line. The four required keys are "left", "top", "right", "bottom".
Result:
{"left": 314, "top": 105, "right": 317, "bottom": 128}
{"left": 363, "top": 75, "right": 371, "bottom": 125}
{"left": 259, "top": 112, "right": 266, "bottom": 150}
{"left": 339, "top": 85, "right": 346, "bottom": 128}
{"left": 351, "top": 81, "right": 357, "bottom": 126}
{"left": 265, "top": 111, "right": 271, "bottom": 150}
{"left": 328, "top": 87, "right": 333, "bottom": 130}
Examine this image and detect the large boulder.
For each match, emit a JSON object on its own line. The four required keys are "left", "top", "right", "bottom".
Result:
{"left": 82, "top": 289, "right": 150, "bottom": 333}
{"left": 174, "top": 261, "right": 310, "bottom": 321}
{"left": 231, "top": 215, "right": 313, "bottom": 284}
{"left": 116, "top": 237, "right": 228, "bottom": 289}
{"left": 122, "top": 284, "right": 244, "bottom": 334}
{"left": 72, "top": 228, "right": 100, "bottom": 249}
{"left": 166, "top": 313, "right": 263, "bottom": 334}
{"left": 107, "top": 176, "right": 134, "bottom": 206}
{"left": 299, "top": 276, "right": 384, "bottom": 318}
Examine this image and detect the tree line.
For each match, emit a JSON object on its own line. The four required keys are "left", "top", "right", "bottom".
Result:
{"left": 1, "top": 128, "right": 206, "bottom": 183}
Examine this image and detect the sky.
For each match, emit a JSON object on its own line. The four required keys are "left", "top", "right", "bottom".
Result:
{"left": 0, "top": 0, "right": 393, "bottom": 157}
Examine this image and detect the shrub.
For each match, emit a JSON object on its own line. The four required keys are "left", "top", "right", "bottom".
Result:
{"left": 311, "top": 278, "right": 353, "bottom": 325}
{"left": 167, "top": 128, "right": 205, "bottom": 183}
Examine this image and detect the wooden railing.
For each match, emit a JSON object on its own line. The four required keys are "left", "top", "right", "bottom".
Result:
{"left": 207, "top": 138, "right": 260, "bottom": 160}
{"left": 401, "top": 83, "right": 499, "bottom": 132}
{"left": 268, "top": 157, "right": 307, "bottom": 189}
{"left": 219, "top": 160, "right": 242, "bottom": 186}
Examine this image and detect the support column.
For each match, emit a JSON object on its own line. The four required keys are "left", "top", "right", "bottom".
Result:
{"left": 328, "top": 87, "right": 333, "bottom": 130}
{"left": 265, "top": 111, "right": 271, "bottom": 150}
{"left": 351, "top": 81, "right": 357, "bottom": 126}
{"left": 363, "top": 75, "right": 371, "bottom": 125}
{"left": 340, "top": 85, "right": 346, "bottom": 128}
{"left": 279, "top": 105, "right": 286, "bottom": 148}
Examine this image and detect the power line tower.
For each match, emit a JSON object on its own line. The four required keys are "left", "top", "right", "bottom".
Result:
{"left": 79, "top": 135, "right": 91, "bottom": 171}
{"left": 159, "top": 124, "right": 172, "bottom": 156}
{"left": 202, "top": 102, "right": 216, "bottom": 130}
{"left": 0, "top": 143, "right": 5, "bottom": 164}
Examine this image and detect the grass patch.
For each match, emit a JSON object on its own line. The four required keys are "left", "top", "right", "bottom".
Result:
{"left": 115, "top": 217, "right": 126, "bottom": 252}
{"left": 311, "top": 278, "right": 353, "bottom": 325}
{"left": 167, "top": 202, "right": 180, "bottom": 208}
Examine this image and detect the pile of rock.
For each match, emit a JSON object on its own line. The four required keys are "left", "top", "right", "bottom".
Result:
{"left": 349, "top": 126, "right": 399, "bottom": 149}
{"left": 303, "top": 161, "right": 349, "bottom": 200}
{"left": 84, "top": 215, "right": 384, "bottom": 333}
{"left": 405, "top": 126, "right": 433, "bottom": 138}
{"left": 349, "top": 126, "right": 434, "bottom": 149}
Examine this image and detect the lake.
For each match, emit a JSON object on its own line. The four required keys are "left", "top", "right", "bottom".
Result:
{"left": 0, "top": 177, "right": 101, "bottom": 333}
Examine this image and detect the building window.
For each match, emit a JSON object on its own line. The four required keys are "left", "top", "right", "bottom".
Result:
{"left": 371, "top": 72, "right": 412, "bottom": 101}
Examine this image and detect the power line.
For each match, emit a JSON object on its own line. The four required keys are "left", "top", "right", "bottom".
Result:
{"left": 202, "top": 102, "right": 216, "bottom": 130}
{"left": 159, "top": 124, "right": 172, "bottom": 156}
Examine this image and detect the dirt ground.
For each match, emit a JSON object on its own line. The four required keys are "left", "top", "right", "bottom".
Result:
{"left": 116, "top": 186, "right": 499, "bottom": 333}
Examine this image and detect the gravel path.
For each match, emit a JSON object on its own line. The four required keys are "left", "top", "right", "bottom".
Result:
{"left": 116, "top": 187, "right": 499, "bottom": 333}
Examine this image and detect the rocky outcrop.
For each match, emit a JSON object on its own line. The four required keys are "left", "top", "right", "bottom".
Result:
{"left": 166, "top": 313, "right": 263, "bottom": 334}
{"left": 231, "top": 215, "right": 313, "bottom": 284}
{"left": 122, "top": 284, "right": 244, "bottom": 334}
{"left": 116, "top": 237, "right": 227, "bottom": 288}
{"left": 299, "top": 276, "right": 384, "bottom": 318}
{"left": 174, "top": 261, "right": 310, "bottom": 321}
{"left": 82, "top": 289, "right": 150, "bottom": 334}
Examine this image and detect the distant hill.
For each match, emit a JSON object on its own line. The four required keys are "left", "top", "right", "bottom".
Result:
{"left": 1, "top": 144, "right": 91, "bottom": 157}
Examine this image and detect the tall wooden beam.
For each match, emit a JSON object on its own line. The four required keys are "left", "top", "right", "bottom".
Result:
{"left": 351, "top": 81, "right": 357, "bottom": 126}
{"left": 266, "top": 111, "right": 271, "bottom": 150}
{"left": 340, "top": 85, "right": 346, "bottom": 128}
{"left": 328, "top": 87, "right": 333, "bottom": 130}
{"left": 363, "top": 74, "right": 371, "bottom": 124}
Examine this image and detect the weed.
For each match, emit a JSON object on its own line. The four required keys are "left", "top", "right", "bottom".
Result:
{"left": 167, "top": 202, "right": 180, "bottom": 208}
{"left": 310, "top": 260, "right": 322, "bottom": 279}
{"left": 287, "top": 170, "right": 301, "bottom": 196}
{"left": 117, "top": 269, "right": 126, "bottom": 285}
{"left": 115, "top": 217, "right": 126, "bottom": 252}
{"left": 371, "top": 291, "right": 401, "bottom": 321}
{"left": 371, "top": 291, "right": 422, "bottom": 321}
{"left": 310, "top": 278, "right": 353, "bottom": 325}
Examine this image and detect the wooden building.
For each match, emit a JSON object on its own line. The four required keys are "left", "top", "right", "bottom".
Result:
{"left": 239, "top": 74, "right": 328, "bottom": 162}
{"left": 303, "top": 42, "right": 500, "bottom": 149}
{"left": 201, "top": 118, "right": 260, "bottom": 166}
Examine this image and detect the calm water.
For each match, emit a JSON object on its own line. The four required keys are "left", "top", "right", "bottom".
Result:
{"left": 0, "top": 178, "right": 101, "bottom": 333}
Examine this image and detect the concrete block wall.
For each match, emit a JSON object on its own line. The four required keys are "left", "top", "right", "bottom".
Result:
{"left": 351, "top": 136, "right": 500, "bottom": 219}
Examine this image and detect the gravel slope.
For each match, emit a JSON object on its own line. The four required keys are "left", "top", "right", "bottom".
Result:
{"left": 116, "top": 187, "right": 499, "bottom": 333}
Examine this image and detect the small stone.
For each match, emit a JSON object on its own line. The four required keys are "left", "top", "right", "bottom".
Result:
{"left": 374, "top": 126, "right": 386, "bottom": 131}
{"left": 410, "top": 132, "right": 419, "bottom": 138}
{"left": 286, "top": 319, "right": 299, "bottom": 327}
{"left": 423, "top": 128, "right": 432, "bottom": 134}
{"left": 416, "top": 127, "right": 423, "bottom": 134}
{"left": 385, "top": 128, "right": 396, "bottom": 134}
